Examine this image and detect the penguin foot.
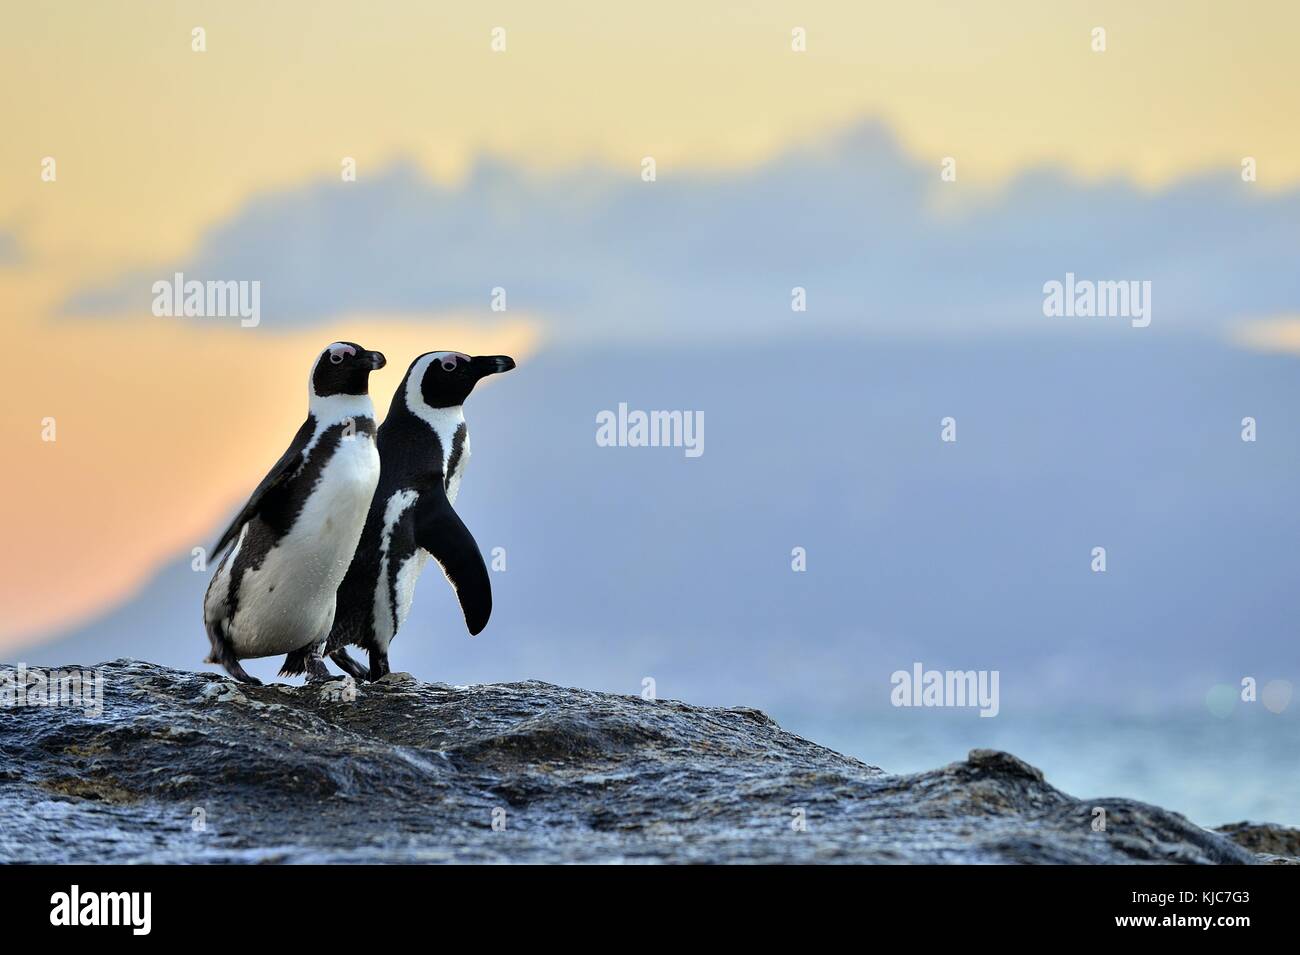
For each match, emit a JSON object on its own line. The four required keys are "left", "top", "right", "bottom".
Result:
{"left": 205, "top": 620, "right": 260, "bottom": 684}
{"left": 219, "top": 659, "right": 262, "bottom": 686}
{"left": 300, "top": 649, "right": 338, "bottom": 684}
{"left": 281, "top": 642, "right": 337, "bottom": 681}
{"left": 330, "top": 648, "right": 370, "bottom": 681}
{"left": 367, "top": 650, "right": 391, "bottom": 682}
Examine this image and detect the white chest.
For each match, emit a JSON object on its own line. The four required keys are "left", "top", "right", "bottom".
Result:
{"left": 392, "top": 549, "right": 431, "bottom": 636}
{"left": 227, "top": 430, "right": 380, "bottom": 656}
{"left": 408, "top": 403, "right": 469, "bottom": 503}
{"left": 445, "top": 431, "right": 470, "bottom": 504}
{"left": 312, "top": 432, "right": 382, "bottom": 509}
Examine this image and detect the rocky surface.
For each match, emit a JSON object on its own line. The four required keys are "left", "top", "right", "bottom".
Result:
{"left": 0, "top": 660, "right": 1291, "bottom": 864}
{"left": 1213, "top": 821, "right": 1300, "bottom": 865}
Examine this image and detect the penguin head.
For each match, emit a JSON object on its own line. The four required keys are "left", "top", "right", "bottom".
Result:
{"left": 311, "top": 341, "right": 387, "bottom": 397}
{"left": 408, "top": 352, "right": 516, "bottom": 409}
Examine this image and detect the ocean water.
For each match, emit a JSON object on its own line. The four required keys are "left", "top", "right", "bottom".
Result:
{"left": 785, "top": 705, "right": 1300, "bottom": 829}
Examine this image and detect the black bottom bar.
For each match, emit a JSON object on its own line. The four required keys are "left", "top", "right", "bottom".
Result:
{"left": 0, "top": 864, "right": 1286, "bottom": 939}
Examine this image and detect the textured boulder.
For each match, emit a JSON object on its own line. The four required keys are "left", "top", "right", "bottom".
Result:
{"left": 1214, "top": 821, "right": 1300, "bottom": 865}
{"left": 0, "top": 660, "right": 1287, "bottom": 864}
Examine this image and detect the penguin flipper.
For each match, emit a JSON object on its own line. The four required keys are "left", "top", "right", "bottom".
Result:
{"left": 211, "top": 418, "right": 313, "bottom": 557}
{"left": 414, "top": 489, "right": 492, "bottom": 636}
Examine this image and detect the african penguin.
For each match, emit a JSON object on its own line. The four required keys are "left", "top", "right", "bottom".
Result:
{"left": 202, "top": 341, "right": 386, "bottom": 684}
{"left": 280, "top": 351, "right": 515, "bottom": 681}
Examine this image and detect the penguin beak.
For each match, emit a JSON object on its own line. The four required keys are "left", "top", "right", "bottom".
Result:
{"left": 365, "top": 351, "right": 387, "bottom": 370}
{"left": 470, "top": 355, "right": 516, "bottom": 378}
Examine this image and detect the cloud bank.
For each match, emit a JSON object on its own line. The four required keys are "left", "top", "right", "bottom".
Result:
{"left": 62, "top": 120, "right": 1300, "bottom": 340}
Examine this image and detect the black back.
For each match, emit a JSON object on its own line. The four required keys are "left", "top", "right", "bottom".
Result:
{"left": 327, "top": 354, "right": 498, "bottom": 654}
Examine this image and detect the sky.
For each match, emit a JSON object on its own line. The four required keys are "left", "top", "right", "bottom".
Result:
{"left": 3, "top": 0, "right": 1300, "bottom": 652}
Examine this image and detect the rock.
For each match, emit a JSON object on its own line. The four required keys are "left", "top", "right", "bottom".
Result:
{"left": 1215, "top": 821, "right": 1300, "bottom": 864}
{"left": 0, "top": 659, "right": 1286, "bottom": 864}
{"left": 199, "top": 681, "right": 246, "bottom": 705}
{"left": 317, "top": 677, "right": 358, "bottom": 704}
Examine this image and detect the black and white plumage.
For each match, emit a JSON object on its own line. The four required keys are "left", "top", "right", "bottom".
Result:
{"left": 281, "top": 351, "right": 515, "bottom": 681}
{"left": 202, "top": 342, "right": 386, "bottom": 684}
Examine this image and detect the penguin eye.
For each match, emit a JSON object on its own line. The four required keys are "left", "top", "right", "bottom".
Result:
{"left": 440, "top": 359, "right": 457, "bottom": 372}
{"left": 327, "top": 344, "right": 356, "bottom": 365}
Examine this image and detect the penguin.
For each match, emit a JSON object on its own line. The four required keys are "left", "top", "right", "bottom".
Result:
{"left": 202, "top": 341, "right": 387, "bottom": 684}
{"left": 280, "top": 351, "right": 515, "bottom": 681}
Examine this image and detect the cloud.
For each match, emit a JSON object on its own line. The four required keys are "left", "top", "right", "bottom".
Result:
{"left": 61, "top": 119, "right": 1300, "bottom": 340}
